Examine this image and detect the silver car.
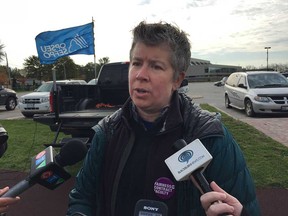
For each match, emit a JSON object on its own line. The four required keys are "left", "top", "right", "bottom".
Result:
{"left": 224, "top": 71, "right": 288, "bottom": 117}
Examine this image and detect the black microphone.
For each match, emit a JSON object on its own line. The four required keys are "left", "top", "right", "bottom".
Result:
{"left": 1, "top": 139, "right": 88, "bottom": 198}
{"left": 134, "top": 199, "right": 168, "bottom": 216}
{"left": 0, "top": 125, "right": 8, "bottom": 158}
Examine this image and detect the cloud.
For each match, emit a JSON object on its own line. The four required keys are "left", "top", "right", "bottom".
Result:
{"left": 186, "top": 0, "right": 218, "bottom": 8}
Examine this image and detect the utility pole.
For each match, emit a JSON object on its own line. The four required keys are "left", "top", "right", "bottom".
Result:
{"left": 4, "top": 53, "right": 11, "bottom": 87}
{"left": 264, "top": 47, "right": 271, "bottom": 71}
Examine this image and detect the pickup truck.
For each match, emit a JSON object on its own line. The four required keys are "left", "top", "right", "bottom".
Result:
{"left": 33, "top": 61, "right": 189, "bottom": 145}
{"left": 33, "top": 62, "right": 130, "bottom": 143}
{"left": 18, "top": 79, "right": 87, "bottom": 117}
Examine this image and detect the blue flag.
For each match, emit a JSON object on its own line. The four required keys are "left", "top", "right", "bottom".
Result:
{"left": 35, "top": 22, "right": 94, "bottom": 64}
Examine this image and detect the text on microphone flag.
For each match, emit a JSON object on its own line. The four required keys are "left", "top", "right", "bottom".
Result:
{"left": 35, "top": 22, "right": 94, "bottom": 64}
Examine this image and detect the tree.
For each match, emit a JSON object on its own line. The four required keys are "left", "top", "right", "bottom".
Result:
{"left": 97, "top": 57, "right": 110, "bottom": 77}
{"left": 23, "top": 55, "right": 53, "bottom": 81}
{"left": 98, "top": 57, "right": 110, "bottom": 65}
{"left": 53, "top": 56, "right": 80, "bottom": 80}
{"left": 0, "top": 42, "right": 5, "bottom": 63}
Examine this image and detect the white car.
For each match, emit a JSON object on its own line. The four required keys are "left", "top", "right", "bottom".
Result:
{"left": 18, "top": 80, "right": 86, "bottom": 117}
{"left": 178, "top": 79, "right": 189, "bottom": 94}
{"left": 224, "top": 71, "right": 288, "bottom": 117}
{"left": 87, "top": 78, "right": 98, "bottom": 85}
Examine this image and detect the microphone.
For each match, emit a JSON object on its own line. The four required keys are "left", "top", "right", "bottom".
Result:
{"left": 165, "top": 139, "right": 213, "bottom": 194}
{"left": 134, "top": 199, "right": 168, "bottom": 216}
{"left": 1, "top": 139, "right": 88, "bottom": 198}
{"left": 0, "top": 125, "right": 8, "bottom": 158}
{"left": 166, "top": 139, "right": 228, "bottom": 216}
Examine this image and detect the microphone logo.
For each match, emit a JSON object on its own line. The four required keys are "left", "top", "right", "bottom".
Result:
{"left": 178, "top": 150, "right": 193, "bottom": 164}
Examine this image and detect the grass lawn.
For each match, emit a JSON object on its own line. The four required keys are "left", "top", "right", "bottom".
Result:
{"left": 1, "top": 104, "right": 288, "bottom": 188}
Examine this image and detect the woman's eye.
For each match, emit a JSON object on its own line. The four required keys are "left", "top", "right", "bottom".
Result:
{"left": 132, "top": 61, "right": 141, "bottom": 66}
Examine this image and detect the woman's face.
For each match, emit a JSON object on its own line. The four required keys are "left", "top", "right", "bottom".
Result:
{"left": 129, "top": 42, "right": 184, "bottom": 121}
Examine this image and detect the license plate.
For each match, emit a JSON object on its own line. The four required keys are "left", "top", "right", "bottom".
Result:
{"left": 281, "top": 106, "right": 288, "bottom": 111}
{"left": 27, "top": 104, "right": 35, "bottom": 108}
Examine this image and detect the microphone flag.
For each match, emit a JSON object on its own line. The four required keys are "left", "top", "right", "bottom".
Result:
{"left": 35, "top": 22, "right": 94, "bottom": 64}
{"left": 165, "top": 139, "right": 212, "bottom": 181}
{"left": 30, "top": 146, "right": 71, "bottom": 190}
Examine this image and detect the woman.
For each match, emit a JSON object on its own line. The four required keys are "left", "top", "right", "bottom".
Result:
{"left": 67, "top": 21, "right": 260, "bottom": 216}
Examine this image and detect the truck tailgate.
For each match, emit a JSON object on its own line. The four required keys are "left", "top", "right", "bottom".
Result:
{"left": 33, "top": 108, "right": 119, "bottom": 138}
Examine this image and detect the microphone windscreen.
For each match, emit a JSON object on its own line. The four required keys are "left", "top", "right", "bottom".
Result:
{"left": 172, "top": 139, "right": 187, "bottom": 151}
{"left": 56, "top": 139, "right": 88, "bottom": 166}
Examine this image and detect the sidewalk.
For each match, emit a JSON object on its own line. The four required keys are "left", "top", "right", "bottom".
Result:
{"left": 241, "top": 117, "right": 288, "bottom": 147}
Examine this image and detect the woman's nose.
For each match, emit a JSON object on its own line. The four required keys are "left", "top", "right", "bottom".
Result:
{"left": 136, "top": 65, "right": 149, "bottom": 81}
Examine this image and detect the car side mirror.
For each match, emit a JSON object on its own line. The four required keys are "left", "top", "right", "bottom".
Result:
{"left": 180, "top": 79, "right": 188, "bottom": 87}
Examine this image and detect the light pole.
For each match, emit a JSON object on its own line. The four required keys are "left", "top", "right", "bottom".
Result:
{"left": 264, "top": 47, "right": 271, "bottom": 71}
{"left": 62, "top": 61, "right": 67, "bottom": 79}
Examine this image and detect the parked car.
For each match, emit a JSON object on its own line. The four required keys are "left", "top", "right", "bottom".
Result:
{"left": 0, "top": 85, "right": 18, "bottom": 110}
{"left": 18, "top": 80, "right": 87, "bottom": 117}
{"left": 224, "top": 71, "right": 288, "bottom": 117}
{"left": 214, "top": 76, "right": 227, "bottom": 86}
{"left": 282, "top": 73, "right": 288, "bottom": 79}
{"left": 87, "top": 78, "right": 98, "bottom": 85}
{"left": 178, "top": 78, "right": 189, "bottom": 94}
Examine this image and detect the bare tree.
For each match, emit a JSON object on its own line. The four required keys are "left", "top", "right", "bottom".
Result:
{"left": 0, "top": 42, "right": 5, "bottom": 63}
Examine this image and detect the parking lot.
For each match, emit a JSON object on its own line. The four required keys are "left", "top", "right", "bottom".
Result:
{"left": 1, "top": 84, "right": 288, "bottom": 147}
{"left": 187, "top": 82, "right": 288, "bottom": 147}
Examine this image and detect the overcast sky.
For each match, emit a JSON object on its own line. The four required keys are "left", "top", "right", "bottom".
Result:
{"left": 1, "top": 0, "right": 287, "bottom": 69}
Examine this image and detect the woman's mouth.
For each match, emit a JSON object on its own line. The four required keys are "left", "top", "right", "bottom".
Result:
{"left": 136, "top": 88, "right": 148, "bottom": 93}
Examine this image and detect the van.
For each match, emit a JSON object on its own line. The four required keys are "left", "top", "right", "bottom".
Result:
{"left": 224, "top": 71, "right": 288, "bottom": 117}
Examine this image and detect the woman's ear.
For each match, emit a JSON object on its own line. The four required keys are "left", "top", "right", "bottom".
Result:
{"left": 173, "top": 72, "right": 186, "bottom": 90}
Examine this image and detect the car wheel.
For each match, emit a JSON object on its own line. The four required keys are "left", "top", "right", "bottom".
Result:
{"left": 245, "top": 99, "right": 255, "bottom": 117}
{"left": 225, "top": 94, "right": 231, "bottom": 108}
{"left": 5, "top": 97, "right": 16, "bottom": 110}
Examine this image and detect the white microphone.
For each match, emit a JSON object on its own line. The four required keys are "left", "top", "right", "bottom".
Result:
{"left": 165, "top": 139, "right": 229, "bottom": 216}
{"left": 165, "top": 139, "right": 213, "bottom": 194}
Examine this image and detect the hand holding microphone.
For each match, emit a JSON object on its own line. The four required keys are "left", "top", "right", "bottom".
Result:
{"left": 1, "top": 139, "right": 87, "bottom": 198}
{"left": 165, "top": 139, "right": 243, "bottom": 216}
{"left": 201, "top": 181, "right": 244, "bottom": 216}
{"left": 0, "top": 187, "right": 20, "bottom": 214}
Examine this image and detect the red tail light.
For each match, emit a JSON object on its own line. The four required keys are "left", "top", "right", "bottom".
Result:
{"left": 49, "top": 92, "right": 54, "bottom": 112}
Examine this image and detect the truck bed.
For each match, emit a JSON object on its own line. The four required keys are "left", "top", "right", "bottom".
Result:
{"left": 33, "top": 108, "right": 119, "bottom": 139}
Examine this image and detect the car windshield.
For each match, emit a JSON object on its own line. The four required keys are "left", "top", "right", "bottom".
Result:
{"left": 247, "top": 73, "right": 288, "bottom": 88}
{"left": 36, "top": 83, "right": 53, "bottom": 92}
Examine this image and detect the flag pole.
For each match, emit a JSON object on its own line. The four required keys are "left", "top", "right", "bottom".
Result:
{"left": 92, "top": 17, "right": 97, "bottom": 79}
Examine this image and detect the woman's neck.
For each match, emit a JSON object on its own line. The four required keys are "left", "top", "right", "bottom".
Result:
{"left": 137, "top": 109, "right": 160, "bottom": 122}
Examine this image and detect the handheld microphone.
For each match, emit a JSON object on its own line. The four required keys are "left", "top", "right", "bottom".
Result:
{"left": 1, "top": 139, "right": 88, "bottom": 198}
{"left": 166, "top": 139, "right": 228, "bottom": 216}
{"left": 165, "top": 139, "right": 213, "bottom": 194}
{"left": 134, "top": 199, "right": 168, "bottom": 216}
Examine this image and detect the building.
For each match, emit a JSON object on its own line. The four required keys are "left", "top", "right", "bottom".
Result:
{"left": 186, "top": 58, "right": 242, "bottom": 81}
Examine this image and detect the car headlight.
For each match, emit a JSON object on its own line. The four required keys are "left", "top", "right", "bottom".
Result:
{"left": 19, "top": 98, "right": 24, "bottom": 103}
{"left": 41, "top": 97, "right": 49, "bottom": 103}
{"left": 254, "top": 96, "right": 270, "bottom": 102}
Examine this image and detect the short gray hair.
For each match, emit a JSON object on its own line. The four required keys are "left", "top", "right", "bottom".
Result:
{"left": 130, "top": 21, "right": 191, "bottom": 80}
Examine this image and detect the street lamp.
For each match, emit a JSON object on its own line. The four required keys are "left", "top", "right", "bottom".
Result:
{"left": 61, "top": 61, "right": 67, "bottom": 79}
{"left": 264, "top": 47, "right": 271, "bottom": 71}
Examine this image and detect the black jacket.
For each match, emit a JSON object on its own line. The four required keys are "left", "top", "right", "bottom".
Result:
{"left": 67, "top": 92, "right": 260, "bottom": 216}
